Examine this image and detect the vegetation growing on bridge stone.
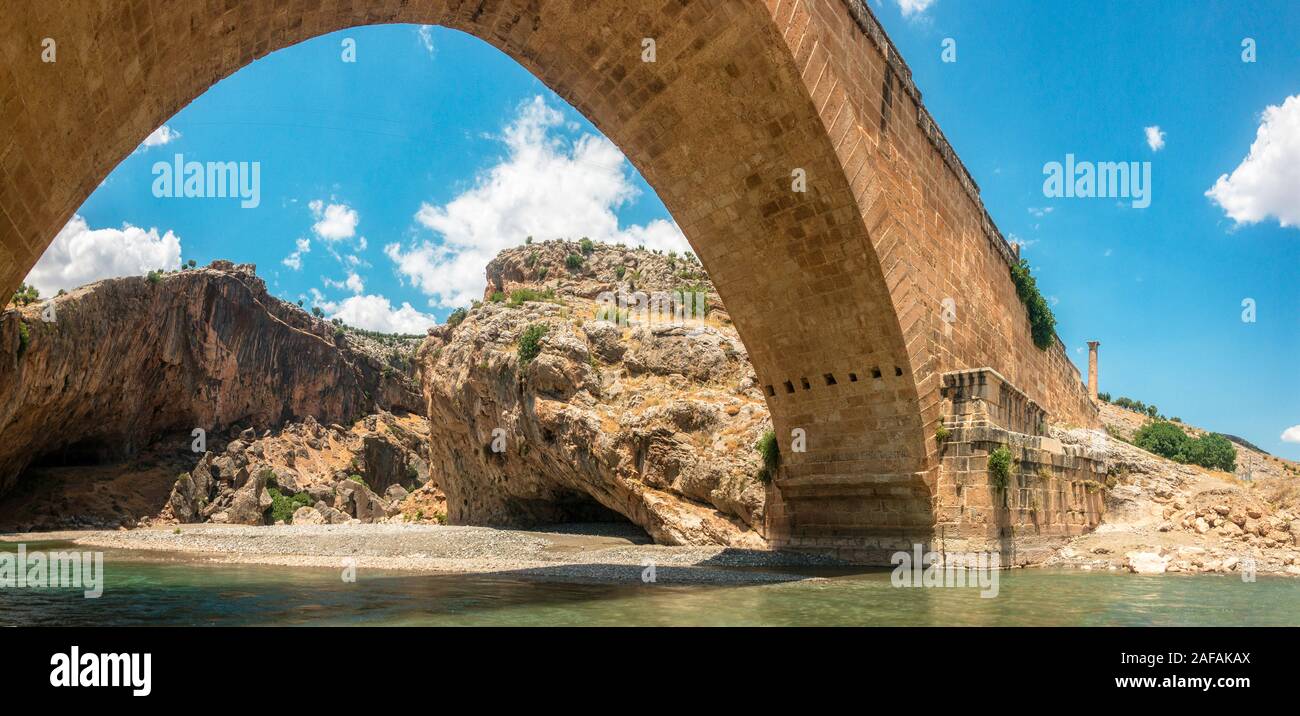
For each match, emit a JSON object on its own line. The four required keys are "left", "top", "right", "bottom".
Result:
{"left": 1009, "top": 258, "right": 1056, "bottom": 350}
{"left": 988, "top": 446, "right": 1013, "bottom": 493}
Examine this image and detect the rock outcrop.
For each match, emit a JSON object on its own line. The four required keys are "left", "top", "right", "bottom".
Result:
{"left": 163, "top": 411, "right": 442, "bottom": 526}
{"left": 1047, "top": 403, "right": 1300, "bottom": 575}
{"left": 0, "top": 261, "right": 422, "bottom": 499}
{"left": 417, "top": 240, "right": 770, "bottom": 547}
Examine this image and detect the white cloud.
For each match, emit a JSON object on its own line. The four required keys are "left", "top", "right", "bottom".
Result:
{"left": 282, "top": 237, "right": 311, "bottom": 271}
{"left": 1282, "top": 425, "right": 1300, "bottom": 443}
{"left": 1028, "top": 207, "right": 1054, "bottom": 218}
{"left": 386, "top": 95, "right": 690, "bottom": 308}
{"left": 897, "top": 0, "right": 936, "bottom": 16}
{"left": 1205, "top": 94, "right": 1300, "bottom": 229}
{"left": 141, "top": 125, "right": 182, "bottom": 148}
{"left": 327, "top": 294, "right": 437, "bottom": 334}
{"left": 417, "top": 25, "right": 435, "bottom": 55}
{"left": 1145, "top": 125, "right": 1166, "bottom": 151}
{"left": 324, "top": 269, "right": 365, "bottom": 294}
{"left": 25, "top": 215, "right": 182, "bottom": 295}
{"left": 309, "top": 200, "right": 359, "bottom": 241}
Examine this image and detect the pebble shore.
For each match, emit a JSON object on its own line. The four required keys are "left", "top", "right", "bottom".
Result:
{"left": 2, "top": 523, "right": 846, "bottom": 585}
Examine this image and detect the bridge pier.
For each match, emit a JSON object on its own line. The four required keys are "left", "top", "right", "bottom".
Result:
{"left": 767, "top": 368, "right": 1107, "bottom": 565}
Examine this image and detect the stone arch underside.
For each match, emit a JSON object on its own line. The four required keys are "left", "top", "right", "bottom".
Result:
{"left": 1, "top": 0, "right": 1097, "bottom": 559}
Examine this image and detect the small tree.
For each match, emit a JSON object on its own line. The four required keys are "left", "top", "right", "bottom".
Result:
{"left": 565, "top": 254, "right": 584, "bottom": 270}
{"left": 1182, "top": 433, "right": 1238, "bottom": 472}
{"left": 1133, "top": 421, "right": 1189, "bottom": 461}
{"left": 10, "top": 282, "right": 40, "bottom": 306}
{"left": 579, "top": 237, "right": 594, "bottom": 255}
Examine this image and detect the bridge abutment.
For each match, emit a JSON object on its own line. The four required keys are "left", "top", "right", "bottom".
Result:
{"left": 768, "top": 368, "right": 1106, "bottom": 565}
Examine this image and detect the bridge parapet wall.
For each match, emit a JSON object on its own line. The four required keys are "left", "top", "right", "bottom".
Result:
{"left": 940, "top": 368, "right": 1047, "bottom": 436}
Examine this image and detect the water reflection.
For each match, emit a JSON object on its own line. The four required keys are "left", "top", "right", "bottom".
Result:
{"left": 1, "top": 542, "right": 1296, "bottom": 626}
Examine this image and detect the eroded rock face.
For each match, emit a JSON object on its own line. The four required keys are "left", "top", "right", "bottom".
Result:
{"left": 0, "top": 262, "right": 422, "bottom": 498}
{"left": 418, "top": 240, "right": 770, "bottom": 547}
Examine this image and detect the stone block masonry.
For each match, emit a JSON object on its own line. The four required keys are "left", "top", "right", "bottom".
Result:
{"left": 3, "top": 0, "right": 1102, "bottom": 562}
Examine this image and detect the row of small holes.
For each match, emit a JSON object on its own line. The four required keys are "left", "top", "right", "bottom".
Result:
{"left": 764, "top": 366, "right": 903, "bottom": 396}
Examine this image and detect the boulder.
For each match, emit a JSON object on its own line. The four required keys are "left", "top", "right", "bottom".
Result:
{"left": 226, "top": 471, "right": 273, "bottom": 525}
{"left": 291, "top": 506, "right": 326, "bottom": 525}
{"left": 1126, "top": 552, "right": 1170, "bottom": 575}
{"left": 333, "top": 479, "right": 388, "bottom": 522}
{"left": 313, "top": 501, "right": 352, "bottom": 525}
{"left": 582, "top": 320, "right": 626, "bottom": 361}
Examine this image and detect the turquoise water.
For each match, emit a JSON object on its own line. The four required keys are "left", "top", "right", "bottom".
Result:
{"left": 2, "top": 541, "right": 1298, "bottom": 626}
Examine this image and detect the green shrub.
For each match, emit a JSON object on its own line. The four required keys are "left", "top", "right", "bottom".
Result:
{"left": 265, "top": 487, "right": 313, "bottom": 524}
{"left": 1008, "top": 258, "right": 1056, "bottom": 350}
{"left": 935, "top": 425, "right": 951, "bottom": 443}
{"left": 537, "top": 267, "right": 549, "bottom": 280}
{"left": 579, "top": 237, "right": 594, "bottom": 255}
{"left": 525, "top": 235, "right": 533, "bottom": 245}
{"left": 565, "top": 254, "right": 584, "bottom": 270}
{"left": 447, "top": 307, "right": 468, "bottom": 327}
{"left": 525, "top": 252, "right": 538, "bottom": 268}
{"left": 1181, "top": 432, "right": 1238, "bottom": 472}
{"left": 347, "top": 474, "right": 369, "bottom": 489}
{"left": 755, "top": 430, "right": 780, "bottom": 483}
{"left": 614, "top": 265, "right": 626, "bottom": 280}
{"left": 988, "top": 446, "right": 1013, "bottom": 492}
{"left": 1133, "top": 421, "right": 1188, "bottom": 460}
{"left": 17, "top": 322, "right": 29, "bottom": 359}
{"left": 517, "top": 324, "right": 547, "bottom": 365}
{"left": 1132, "top": 420, "right": 1237, "bottom": 472}
{"left": 146, "top": 269, "right": 163, "bottom": 285}
{"left": 506, "top": 287, "right": 557, "bottom": 307}
{"left": 489, "top": 291, "right": 506, "bottom": 303}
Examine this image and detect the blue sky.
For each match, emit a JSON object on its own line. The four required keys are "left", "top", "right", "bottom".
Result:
{"left": 869, "top": 0, "right": 1300, "bottom": 458}
{"left": 26, "top": 2, "right": 1299, "bottom": 457}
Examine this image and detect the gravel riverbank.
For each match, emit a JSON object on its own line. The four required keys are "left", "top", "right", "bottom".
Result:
{"left": 1, "top": 523, "right": 848, "bottom": 585}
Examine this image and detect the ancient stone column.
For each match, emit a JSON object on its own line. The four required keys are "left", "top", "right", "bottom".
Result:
{"left": 1087, "top": 341, "right": 1100, "bottom": 400}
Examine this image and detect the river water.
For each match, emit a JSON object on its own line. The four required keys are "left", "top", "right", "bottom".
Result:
{"left": 2, "top": 541, "right": 1298, "bottom": 626}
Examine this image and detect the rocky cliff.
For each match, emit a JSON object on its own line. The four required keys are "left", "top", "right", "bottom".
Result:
{"left": 1048, "top": 403, "right": 1300, "bottom": 575}
{"left": 417, "top": 240, "right": 771, "bottom": 547}
{"left": 0, "top": 261, "right": 422, "bottom": 500}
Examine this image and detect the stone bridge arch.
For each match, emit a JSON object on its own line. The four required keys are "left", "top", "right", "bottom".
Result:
{"left": 1, "top": 0, "right": 1097, "bottom": 560}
